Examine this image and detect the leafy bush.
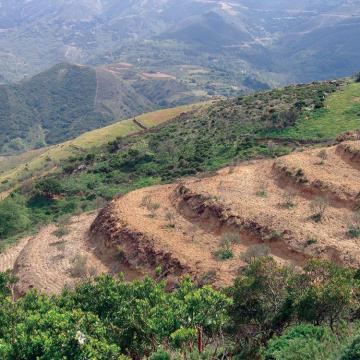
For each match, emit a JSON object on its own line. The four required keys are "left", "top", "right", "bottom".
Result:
{"left": 342, "top": 336, "right": 360, "bottom": 360}
{"left": 290, "top": 259, "right": 356, "bottom": 328}
{"left": 149, "top": 348, "right": 171, "bottom": 360}
{"left": 215, "top": 248, "right": 234, "bottom": 260}
{"left": 52, "top": 225, "right": 70, "bottom": 238}
{"left": 347, "top": 226, "right": 360, "bottom": 239}
{"left": 35, "top": 177, "right": 63, "bottom": 198}
{"left": 0, "top": 258, "right": 359, "bottom": 358}
{"left": 263, "top": 324, "right": 339, "bottom": 360}
{"left": 0, "top": 195, "right": 31, "bottom": 239}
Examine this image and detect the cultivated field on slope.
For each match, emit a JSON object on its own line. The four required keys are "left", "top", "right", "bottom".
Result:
{"left": 90, "top": 141, "right": 360, "bottom": 287}
{"left": 0, "top": 103, "right": 207, "bottom": 196}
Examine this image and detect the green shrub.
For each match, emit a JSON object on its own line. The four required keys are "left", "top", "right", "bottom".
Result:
{"left": 0, "top": 195, "right": 31, "bottom": 239}
{"left": 263, "top": 324, "right": 338, "bottom": 360}
{"left": 347, "top": 226, "right": 360, "bottom": 239}
{"left": 35, "top": 177, "right": 63, "bottom": 198}
{"left": 215, "top": 248, "right": 234, "bottom": 260}
{"left": 149, "top": 348, "right": 171, "bottom": 360}
{"left": 306, "top": 238, "right": 318, "bottom": 246}
{"left": 52, "top": 225, "right": 70, "bottom": 238}
{"left": 342, "top": 336, "right": 360, "bottom": 360}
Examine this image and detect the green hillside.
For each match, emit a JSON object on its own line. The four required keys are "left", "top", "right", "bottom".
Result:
{"left": 0, "top": 75, "right": 360, "bottom": 360}
{"left": 0, "top": 63, "right": 205, "bottom": 154}
{"left": 1, "top": 76, "right": 360, "bottom": 249}
{"left": 0, "top": 103, "right": 205, "bottom": 199}
{"left": 264, "top": 81, "right": 360, "bottom": 140}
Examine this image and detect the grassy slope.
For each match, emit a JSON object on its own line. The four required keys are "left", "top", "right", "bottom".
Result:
{"left": 264, "top": 81, "right": 360, "bottom": 139}
{"left": 0, "top": 103, "right": 205, "bottom": 195}
{"left": 1, "top": 78, "right": 359, "bottom": 250}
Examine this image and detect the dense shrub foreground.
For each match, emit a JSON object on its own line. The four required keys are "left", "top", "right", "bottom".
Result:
{"left": 1, "top": 258, "right": 360, "bottom": 359}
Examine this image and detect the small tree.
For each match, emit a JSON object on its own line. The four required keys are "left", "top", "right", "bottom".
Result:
{"left": 290, "top": 259, "right": 357, "bottom": 330}
{"left": 70, "top": 254, "right": 89, "bottom": 278}
{"left": 35, "top": 177, "right": 62, "bottom": 199}
{"left": 318, "top": 149, "right": 328, "bottom": 161}
{"left": 347, "top": 210, "right": 360, "bottom": 238}
{"left": 310, "top": 196, "right": 328, "bottom": 222}
{"left": 229, "top": 257, "right": 293, "bottom": 345}
{"left": 256, "top": 182, "right": 268, "bottom": 198}
{"left": 147, "top": 202, "right": 161, "bottom": 218}
{"left": 241, "top": 244, "right": 270, "bottom": 264}
{"left": 188, "top": 224, "right": 198, "bottom": 242}
{"left": 141, "top": 195, "right": 152, "bottom": 208}
{"left": 221, "top": 232, "right": 241, "bottom": 246}
{"left": 282, "top": 190, "right": 297, "bottom": 209}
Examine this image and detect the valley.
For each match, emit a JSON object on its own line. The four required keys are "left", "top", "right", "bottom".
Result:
{"left": 0, "top": 1, "right": 359, "bottom": 91}
{"left": 1, "top": 2, "right": 360, "bottom": 358}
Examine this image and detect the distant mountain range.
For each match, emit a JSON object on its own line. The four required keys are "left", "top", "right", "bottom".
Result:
{"left": 0, "top": 0, "right": 359, "bottom": 87}
{"left": 0, "top": 62, "right": 204, "bottom": 154}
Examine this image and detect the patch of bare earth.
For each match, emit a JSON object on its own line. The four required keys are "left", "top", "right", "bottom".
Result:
{"left": 91, "top": 141, "right": 360, "bottom": 287}
{"left": 0, "top": 212, "right": 140, "bottom": 296}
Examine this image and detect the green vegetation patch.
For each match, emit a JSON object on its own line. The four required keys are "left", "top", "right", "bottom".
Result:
{"left": 264, "top": 81, "right": 360, "bottom": 140}
{"left": 0, "top": 257, "right": 359, "bottom": 359}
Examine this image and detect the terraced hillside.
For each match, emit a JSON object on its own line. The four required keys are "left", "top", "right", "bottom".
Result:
{"left": 0, "top": 77, "right": 359, "bottom": 293}
{"left": 91, "top": 141, "right": 360, "bottom": 287}
{"left": 2, "top": 140, "right": 359, "bottom": 293}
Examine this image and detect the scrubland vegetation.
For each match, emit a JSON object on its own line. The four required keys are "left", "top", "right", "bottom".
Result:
{"left": 1, "top": 257, "right": 360, "bottom": 359}
{"left": 0, "top": 78, "right": 359, "bottom": 251}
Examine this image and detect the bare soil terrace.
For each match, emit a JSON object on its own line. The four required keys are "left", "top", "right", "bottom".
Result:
{"left": 1, "top": 141, "right": 359, "bottom": 292}
{"left": 0, "top": 213, "right": 138, "bottom": 296}
{"left": 91, "top": 141, "right": 360, "bottom": 286}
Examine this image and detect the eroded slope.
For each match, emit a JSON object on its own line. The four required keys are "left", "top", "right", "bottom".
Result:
{"left": 91, "top": 141, "right": 360, "bottom": 286}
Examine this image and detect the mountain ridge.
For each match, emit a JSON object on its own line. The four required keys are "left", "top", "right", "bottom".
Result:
{"left": 0, "top": 0, "right": 359, "bottom": 88}
{"left": 0, "top": 62, "right": 205, "bottom": 154}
